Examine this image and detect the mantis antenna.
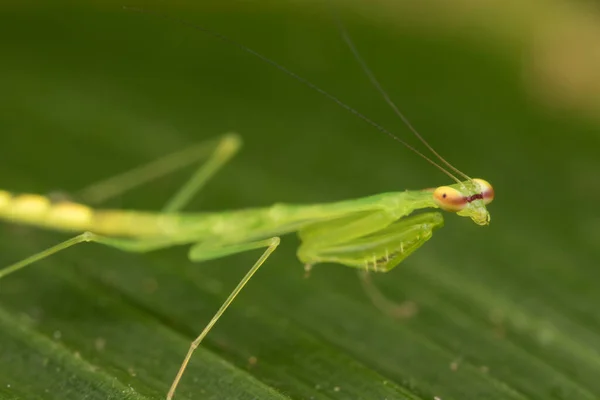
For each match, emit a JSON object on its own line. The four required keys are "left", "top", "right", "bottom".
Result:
{"left": 123, "top": 6, "right": 464, "bottom": 184}
{"left": 332, "top": 13, "right": 472, "bottom": 182}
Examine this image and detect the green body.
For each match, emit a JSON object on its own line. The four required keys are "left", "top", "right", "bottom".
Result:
{"left": 0, "top": 183, "right": 486, "bottom": 272}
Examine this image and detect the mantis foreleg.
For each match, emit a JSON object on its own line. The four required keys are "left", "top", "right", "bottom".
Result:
{"left": 298, "top": 211, "right": 444, "bottom": 272}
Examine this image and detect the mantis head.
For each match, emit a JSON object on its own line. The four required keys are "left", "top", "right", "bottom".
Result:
{"left": 432, "top": 178, "right": 494, "bottom": 226}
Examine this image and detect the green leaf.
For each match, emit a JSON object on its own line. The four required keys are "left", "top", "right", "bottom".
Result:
{"left": 1, "top": 2, "right": 599, "bottom": 400}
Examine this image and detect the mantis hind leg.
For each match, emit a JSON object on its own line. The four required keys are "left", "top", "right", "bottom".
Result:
{"left": 0, "top": 232, "right": 188, "bottom": 280}
{"left": 76, "top": 133, "right": 241, "bottom": 211}
{"left": 167, "top": 237, "right": 280, "bottom": 400}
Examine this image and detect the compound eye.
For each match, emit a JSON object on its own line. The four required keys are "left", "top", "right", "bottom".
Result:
{"left": 473, "top": 178, "right": 495, "bottom": 205}
{"left": 433, "top": 186, "right": 467, "bottom": 212}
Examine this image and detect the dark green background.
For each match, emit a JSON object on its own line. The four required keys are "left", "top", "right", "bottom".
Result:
{"left": 1, "top": 2, "right": 599, "bottom": 399}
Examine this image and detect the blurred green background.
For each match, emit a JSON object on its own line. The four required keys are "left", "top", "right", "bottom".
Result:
{"left": 1, "top": 1, "right": 599, "bottom": 399}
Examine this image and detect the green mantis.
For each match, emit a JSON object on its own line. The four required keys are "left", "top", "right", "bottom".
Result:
{"left": 0, "top": 10, "right": 494, "bottom": 400}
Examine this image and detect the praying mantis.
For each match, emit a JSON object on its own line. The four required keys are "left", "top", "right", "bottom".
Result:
{"left": 0, "top": 8, "right": 494, "bottom": 400}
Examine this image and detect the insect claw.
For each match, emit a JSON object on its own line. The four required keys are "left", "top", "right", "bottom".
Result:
{"left": 303, "top": 264, "right": 313, "bottom": 279}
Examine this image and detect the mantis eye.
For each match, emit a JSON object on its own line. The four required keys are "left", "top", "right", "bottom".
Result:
{"left": 473, "top": 178, "right": 495, "bottom": 205}
{"left": 433, "top": 186, "right": 467, "bottom": 212}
